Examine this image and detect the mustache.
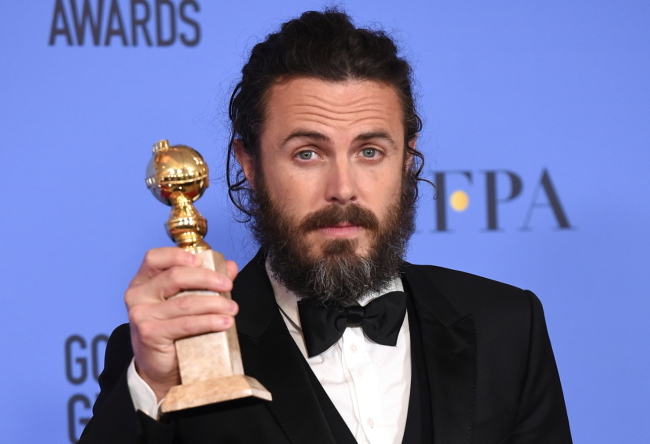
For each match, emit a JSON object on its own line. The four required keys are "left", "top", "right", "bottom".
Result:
{"left": 299, "top": 204, "right": 380, "bottom": 233}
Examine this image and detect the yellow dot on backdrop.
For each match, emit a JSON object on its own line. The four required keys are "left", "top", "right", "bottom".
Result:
{"left": 450, "top": 190, "right": 469, "bottom": 212}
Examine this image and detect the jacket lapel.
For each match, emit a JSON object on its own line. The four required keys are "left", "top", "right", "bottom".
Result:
{"left": 402, "top": 264, "right": 477, "bottom": 444}
{"left": 232, "top": 251, "right": 337, "bottom": 444}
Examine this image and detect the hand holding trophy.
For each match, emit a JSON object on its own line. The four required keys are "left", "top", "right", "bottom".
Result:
{"left": 145, "top": 139, "right": 271, "bottom": 413}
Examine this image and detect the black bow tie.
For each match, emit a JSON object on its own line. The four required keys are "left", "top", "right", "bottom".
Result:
{"left": 297, "top": 291, "right": 407, "bottom": 358}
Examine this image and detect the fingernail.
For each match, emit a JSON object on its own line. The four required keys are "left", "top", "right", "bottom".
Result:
{"left": 222, "top": 317, "right": 233, "bottom": 327}
{"left": 188, "top": 253, "right": 200, "bottom": 265}
{"left": 229, "top": 301, "right": 238, "bottom": 313}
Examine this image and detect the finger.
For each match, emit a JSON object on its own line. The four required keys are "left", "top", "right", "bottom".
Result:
{"left": 225, "top": 260, "right": 239, "bottom": 282}
{"left": 141, "top": 313, "right": 235, "bottom": 343}
{"left": 127, "top": 265, "right": 233, "bottom": 306}
{"left": 132, "top": 293, "right": 238, "bottom": 323}
{"left": 131, "top": 248, "right": 201, "bottom": 286}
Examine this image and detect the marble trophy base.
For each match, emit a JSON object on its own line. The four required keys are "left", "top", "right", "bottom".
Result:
{"left": 160, "top": 250, "right": 272, "bottom": 413}
{"left": 163, "top": 374, "right": 272, "bottom": 412}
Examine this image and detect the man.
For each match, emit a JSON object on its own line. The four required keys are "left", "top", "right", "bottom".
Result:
{"left": 80, "top": 9, "right": 572, "bottom": 444}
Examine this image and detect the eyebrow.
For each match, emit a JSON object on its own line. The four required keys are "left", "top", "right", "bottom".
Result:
{"left": 353, "top": 131, "right": 398, "bottom": 150}
{"left": 280, "top": 129, "right": 398, "bottom": 150}
{"left": 280, "top": 130, "right": 331, "bottom": 147}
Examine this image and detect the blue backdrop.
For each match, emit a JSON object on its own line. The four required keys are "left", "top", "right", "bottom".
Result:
{"left": 1, "top": 1, "right": 648, "bottom": 442}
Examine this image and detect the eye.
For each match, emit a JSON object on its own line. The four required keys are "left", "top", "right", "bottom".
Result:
{"left": 361, "top": 148, "right": 378, "bottom": 158}
{"left": 297, "top": 150, "right": 314, "bottom": 160}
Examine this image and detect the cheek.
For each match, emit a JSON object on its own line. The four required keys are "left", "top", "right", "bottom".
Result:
{"left": 265, "top": 158, "right": 320, "bottom": 200}
{"left": 263, "top": 167, "right": 318, "bottom": 221}
{"left": 359, "top": 168, "right": 403, "bottom": 214}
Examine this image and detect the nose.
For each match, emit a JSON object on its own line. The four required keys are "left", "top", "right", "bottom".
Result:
{"left": 324, "top": 157, "right": 357, "bottom": 204}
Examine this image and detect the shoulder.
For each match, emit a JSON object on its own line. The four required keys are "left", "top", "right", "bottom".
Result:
{"left": 404, "top": 264, "right": 523, "bottom": 292}
{"left": 401, "top": 262, "right": 541, "bottom": 330}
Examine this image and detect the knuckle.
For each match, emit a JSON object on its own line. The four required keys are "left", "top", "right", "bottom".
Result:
{"left": 124, "top": 289, "right": 134, "bottom": 305}
{"left": 124, "top": 287, "right": 139, "bottom": 305}
{"left": 128, "top": 304, "right": 147, "bottom": 323}
{"left": 178, "top": 317, "right": 195, "bottom": 336}
{"left": 137, "top": 322, "right": 155, "bottom": 342}
{"left": 167, "top": 266, "right": 184, "bottom": 284}
{"left": 143, "top": 249, "right": 157, "bottom": 265}
{"left": 175, "top": 296, "right": 193, "bottom": 312}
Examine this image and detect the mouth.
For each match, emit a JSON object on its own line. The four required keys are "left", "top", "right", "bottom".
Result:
{"left": 300, "top": 204, "right": 379, "bottom": 237}
{"left": 317, "top": 221, "right": 362, "bottom": 238}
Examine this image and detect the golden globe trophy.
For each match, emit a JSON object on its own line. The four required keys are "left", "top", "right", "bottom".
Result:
{"left": 145, "top": 139, "right": 271, "bottom": 413}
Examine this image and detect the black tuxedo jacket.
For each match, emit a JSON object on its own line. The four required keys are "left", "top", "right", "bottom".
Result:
{"left": 79, "top": 252, "right": 572, "bottom": 444}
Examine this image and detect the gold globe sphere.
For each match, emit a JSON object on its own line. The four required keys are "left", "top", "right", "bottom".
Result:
{"left": 145, "top": 140, "right": 209, "bottom": 206}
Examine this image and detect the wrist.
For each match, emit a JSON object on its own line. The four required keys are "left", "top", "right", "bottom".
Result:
{"left": 134, "top": 361, "right": 180, "bottom": 402}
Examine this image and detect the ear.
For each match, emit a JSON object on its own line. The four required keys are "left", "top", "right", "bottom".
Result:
{"left": 405, "top": 135, "right": 418, "bottom": 171}
{"left": 234, "top": 139, "right": 255, "bottom": 190}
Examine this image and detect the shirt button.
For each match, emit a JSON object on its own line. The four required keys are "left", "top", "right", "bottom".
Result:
{"left": 350, "top": 344, "right": 357, "bottom": 353}
{"left": 367, "top": 418, "right": 374, "bottom": 428}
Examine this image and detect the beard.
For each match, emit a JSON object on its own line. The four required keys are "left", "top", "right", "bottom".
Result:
{"left": 249, "top": 170, "right": 417, "bottom": 307}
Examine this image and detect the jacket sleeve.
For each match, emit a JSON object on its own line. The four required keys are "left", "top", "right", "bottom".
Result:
{"left": 508, "top": 291, "right": 572, "bottom": 444}
{"left": 77, "top": 323, "right": 176, "bottom": 444}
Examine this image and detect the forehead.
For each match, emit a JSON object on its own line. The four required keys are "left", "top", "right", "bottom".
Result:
{"left": 261, "top": 77, "right": 404, "bottom": 141}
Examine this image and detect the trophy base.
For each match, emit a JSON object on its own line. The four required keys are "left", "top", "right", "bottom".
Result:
{"left": 160, "top": 375, "right": 272, "bottom": 413}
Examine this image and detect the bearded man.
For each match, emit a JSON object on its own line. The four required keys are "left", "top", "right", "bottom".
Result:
{"left": 79, "top": 9, "right": 572, "bottom": 444}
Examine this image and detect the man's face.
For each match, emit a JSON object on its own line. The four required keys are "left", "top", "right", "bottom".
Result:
{"left": 239, "top": 77, "right": 416, "bottom": 304}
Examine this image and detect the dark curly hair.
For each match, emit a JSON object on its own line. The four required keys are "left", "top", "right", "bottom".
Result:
{"left": 227, "top": 8, "right": 426, "bottom": 219}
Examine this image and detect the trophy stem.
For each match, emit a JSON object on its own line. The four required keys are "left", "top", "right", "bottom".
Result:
{"left": 166, "top": 192, "right": 210, "bottom": 252}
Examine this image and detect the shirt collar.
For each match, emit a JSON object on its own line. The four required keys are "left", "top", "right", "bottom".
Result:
{"left": 265, "top": 260, "right": 404, "bottom": 330}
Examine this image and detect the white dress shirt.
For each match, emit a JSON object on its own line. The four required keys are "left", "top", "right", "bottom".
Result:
{"left": 127, "top": 270, "right": 412, "bottom": 444}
